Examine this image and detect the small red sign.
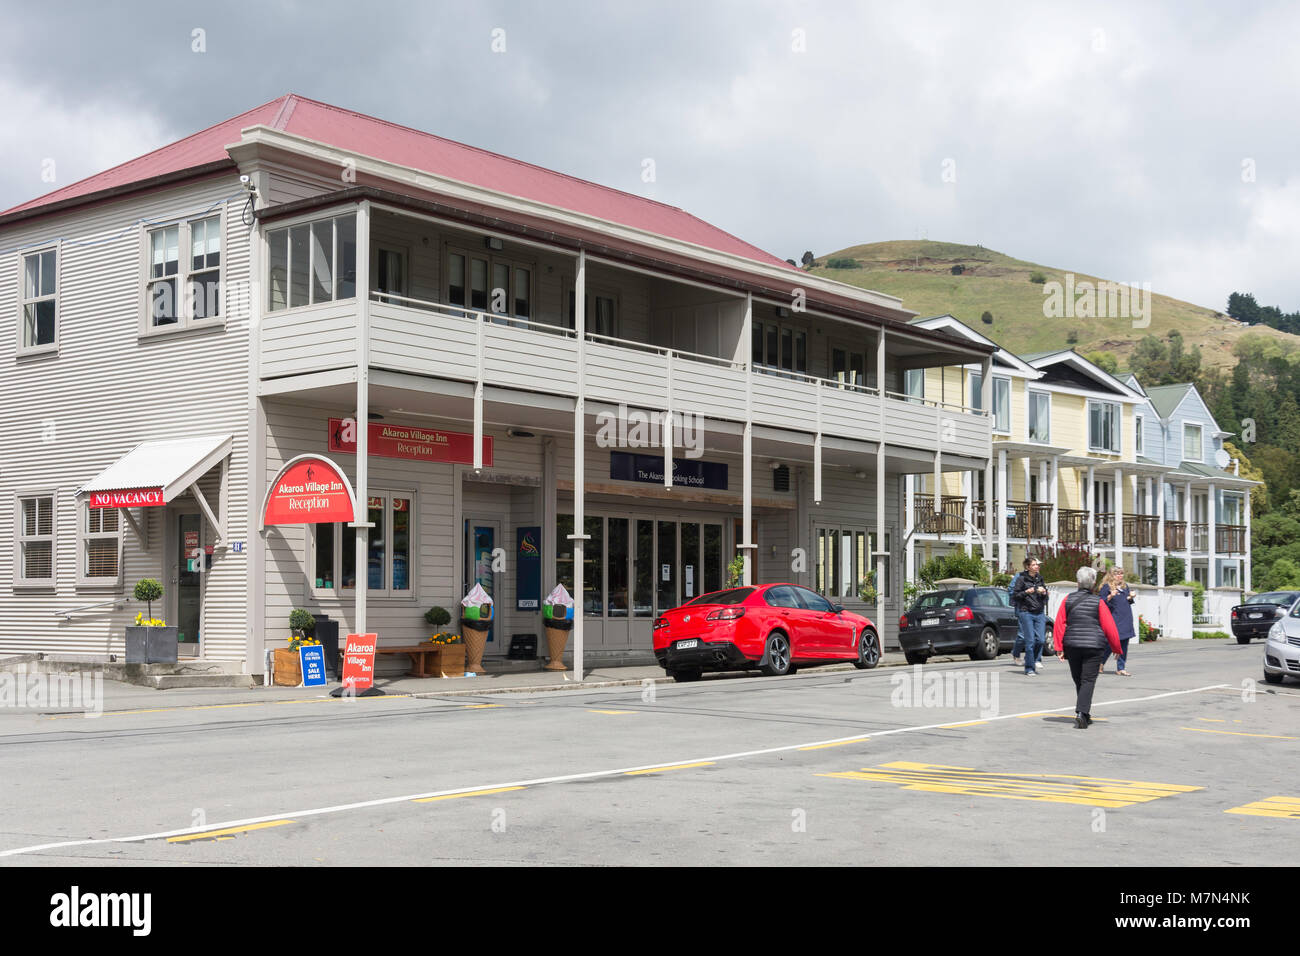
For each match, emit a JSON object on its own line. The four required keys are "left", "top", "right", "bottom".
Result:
{"left": 262, "top": 456, "right": 355, "bottom": 527}
{"left": 89, "top": 488, "right": 164, "bottom": 509}
{"left": 341, "top": 633, "right": 378, "bottom": 692}
{"left": 328, "top": 418, "right": 493, "bottom": 467}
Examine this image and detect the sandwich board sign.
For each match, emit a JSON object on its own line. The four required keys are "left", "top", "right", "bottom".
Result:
{"left": 299, "top": 645, "right": 327, "bottom": 687}
{"left": 340, "top": 633, "right": 377, "bottom": 692}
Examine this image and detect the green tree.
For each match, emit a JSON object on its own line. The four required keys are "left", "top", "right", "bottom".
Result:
{"left": 1088, "top": 351, "right": 1119, "bottom": 375}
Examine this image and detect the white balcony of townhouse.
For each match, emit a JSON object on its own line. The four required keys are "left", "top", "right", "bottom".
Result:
{"left": 255, "top": 205, "right": 992, "bottom": 460}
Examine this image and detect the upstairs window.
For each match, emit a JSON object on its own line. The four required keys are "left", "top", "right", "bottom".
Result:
{"left": 144, "top": 214, "right": 223, "bottom": 330}
{"left": 904, "top": 369, "right": 925, "bottom": 403}
{"left": 993, "top": 377, "right": 1011, "bottom": 433}
{"left": 831, "top": 346, "right": 868, "bottom": 389}
{"left": 566, "top": 289, "right": 616, "bottom": 337}
{"left": 21, "top": 247, "right": 58, "bottom": 351}
{"left": 1028, "top": 391, "right": 1051, "bottom": 443}
{"left": 1135, "top": 414, "right": 1144, "bottom": 456}
{"left": 1088, "top": 401, "right": 1121, "bottom": 453}
{"left": 452, "top": 249, "right": 533, "bottom": 328}
{"left": 752, "top": 321, "right": 807, "bottom": 376}
{"left": 267, "top": 213, "right": 356, "bottom": 311}
{"left": 1183, "top": 423, "right": 1203, "bottom": 462}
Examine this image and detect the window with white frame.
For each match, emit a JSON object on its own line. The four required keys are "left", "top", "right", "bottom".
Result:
{"left": 831, "top": 345, "right": 868, "bottom": 389}
{"left": 145, "top": 214, "right": 223, "bottom": 329}
{"left": 904, "top": 369, "right": 925, "bottom": 403}
{"left": 815, "top": 526, "right": 890, "bottom": 599}
{"left": 993, "top": 377, "right": 1011, "bottom": 434}
{"left": 1135, "top": 414, "right": 1144, "bottom": 456}
{"left": 16, "top": 494, "right": 55, "bottom": 586}
{"left": 311, "top": 492, "right": 412, "bottom": 596}
{"left": 1088, "top": 400, "right": 1121, "bottom": 453}
{"left": 80, "top": 502, "right": 122, "bottom": 586}
{"left": 751, "top": 320, "right": 806, "bottom": 375}
{"left": 1028, "top": 391, "right": 1051, "bottom": 443}
{"left": 267, "top": 213, "right": 357, "bottom": 312}
{"left": 1221, "top": 564, "right": 1239, "bottom": 588}
{"left": 568, "top": 289, "right": 615, "bottom": 337}
{"left": 969, "top": 370, "right": 983, "bottom": 411}
{"left": 1183, "top": 423, "right": 1203, "bottom": 462}
{"left": 451, "top": 248, "right": 533, "bottom": 327}
{"left": 374, "top": 247, "right": 407, "bottom": 303}
{"left": 21, "top": 247, "right": 58, "bottom": 351}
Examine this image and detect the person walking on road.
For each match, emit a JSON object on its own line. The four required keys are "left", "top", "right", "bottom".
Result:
{"left": 1098, "top": 566, "right": 1136, "bottom": 676}
{"left": 1012, "top": 557, "right": 1049, "bottom": 676}
{"left": 1053, "top": 566, "right": 1122, "bottom": 729}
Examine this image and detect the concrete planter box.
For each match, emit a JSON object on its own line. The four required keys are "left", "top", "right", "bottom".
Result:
{"left": 125, "top": 626, "right": 180, "bottom": 664}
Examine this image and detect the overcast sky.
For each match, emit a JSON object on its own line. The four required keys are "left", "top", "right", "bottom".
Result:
{"left": 3, "top": 0, "right": 1298, "bottom": 313}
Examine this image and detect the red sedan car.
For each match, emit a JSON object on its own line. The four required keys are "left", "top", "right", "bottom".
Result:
{"left": 653, "top": 583, "right": 880, "bottom": 681}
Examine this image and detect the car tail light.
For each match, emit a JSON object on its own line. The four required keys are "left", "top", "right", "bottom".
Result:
{"left": 1231, "top": 609, "right": 1238, "bottom": 620}
{"left": 954, "top": 606, "right": 974, "bottom": 622}
{"left": 706, "top": 608, "right": 745, "bottom": 621}
{"left": 899, "top": 615, "right": 909, "bottom": 629}
{"left": 653, "top": 616, "right": 669, "bottom": 630}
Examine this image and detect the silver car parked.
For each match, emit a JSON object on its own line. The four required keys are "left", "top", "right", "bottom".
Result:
{"left": 1264, "top": 598, "right": 1300, "bottom": 684}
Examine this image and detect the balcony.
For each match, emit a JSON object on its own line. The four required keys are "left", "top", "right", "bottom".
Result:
{"left": 1123, "top": 514, "right": 1159, "bottom": 549}
{"left": 1216, "top": 525, "right": 1246, "bottom": 554}
{"left": 1165, "top": 520, "right": 1187, "bottom": 551}
{"left": 914, "top": 494, "right": 968, "bottom": 534}
{"left": 258, "top": 293, "right": 992, "bottom": 459}
{"left": 971, "top": 500, "right": 1054, "bottom": 539}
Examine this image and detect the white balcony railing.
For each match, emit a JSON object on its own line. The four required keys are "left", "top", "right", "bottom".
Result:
{"left": 258, "top": 293, "right": 991, "bottom": 457}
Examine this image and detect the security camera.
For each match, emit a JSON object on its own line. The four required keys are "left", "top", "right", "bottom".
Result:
{"left": 239, "top": 174, "right": 257, "bottom": 194}
{"left": 239, "top": 174, "right": 250, "bottom": 184}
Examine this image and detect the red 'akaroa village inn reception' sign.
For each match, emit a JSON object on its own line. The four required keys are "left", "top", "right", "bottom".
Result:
{"left": 261, "top": 456, "right": 358, "bottom": 528}
{"left": 327, "top": 418, "right": 494, "bottom": 467}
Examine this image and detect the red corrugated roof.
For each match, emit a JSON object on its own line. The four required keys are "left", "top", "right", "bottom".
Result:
{"left": 3, "top": 94, "right": 795, "bottom": 270}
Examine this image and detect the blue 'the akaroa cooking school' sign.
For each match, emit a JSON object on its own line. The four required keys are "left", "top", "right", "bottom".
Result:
{"left": 610, "top": 451, "right": 728, "bottom": 490}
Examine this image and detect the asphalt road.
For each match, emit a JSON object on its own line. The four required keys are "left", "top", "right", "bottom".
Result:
{"left": 1, "top": 639, "right": 1295, "bottom": 866}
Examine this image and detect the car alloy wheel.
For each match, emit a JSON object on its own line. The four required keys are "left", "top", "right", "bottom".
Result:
{"left": 760, "top": 632, "right": 791, "bottom": 676}
{"left": 854, "top": 628, "right": 880, "bottom": 669}
{"left": 970, "top": 626, "right": 999, "bottom": 661}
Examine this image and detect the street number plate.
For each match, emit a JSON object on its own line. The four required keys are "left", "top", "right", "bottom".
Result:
{"left": 676, "top": 640, "right": 699, "bottom": 649}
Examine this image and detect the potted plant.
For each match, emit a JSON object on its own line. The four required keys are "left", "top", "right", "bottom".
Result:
{"left": 125, "top": 579, "right": 178, "bottom": 664}
{"left": 542, "top": 585, "right": 575, "bottom": 671}
{"left": 424, "top": 606, "right": 465, "bottom": 677}
{"left": 460, "top": 586, "right": 494, "bottom": 674}
{"left": 273, "top": 609, "right": 317, "bottom": 686}
{"left": 726, "top": 554, "right": 745, "bottom": 588}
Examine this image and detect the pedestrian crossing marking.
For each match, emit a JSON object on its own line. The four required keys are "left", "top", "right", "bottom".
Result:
{"left": 817, "top": 761, "right": 1202, "bottom": 808}
{"left": 1225, "top": 796, "right": 1300, "bottom": 819}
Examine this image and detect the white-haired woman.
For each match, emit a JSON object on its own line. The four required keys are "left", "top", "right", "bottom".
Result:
{"left": 1052, "top": 565, "right": 1123, "bottom": 729}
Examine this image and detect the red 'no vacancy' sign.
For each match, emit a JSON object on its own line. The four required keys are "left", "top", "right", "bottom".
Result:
{"left": 89, "top": 489, "right": 164, "bottom": 509}
{"left": 261, "top": 455, "right": 357, "bottom": 528}
{"left": 341, "top": 633, "right": 378, "bottom": 692}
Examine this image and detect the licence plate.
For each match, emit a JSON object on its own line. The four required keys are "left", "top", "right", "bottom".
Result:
{"left": 921, "top": 618, "right": 940, "bottom": 627}
{"left": 676, "top": 640, "right": 699, "bottom": 650}
{"left": 1249, "top": 613, "right": 1263, "bottom": 619}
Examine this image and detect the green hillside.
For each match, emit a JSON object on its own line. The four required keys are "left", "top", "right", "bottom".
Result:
{"left": 807, "top": 240, "right": 1295, "bottom": 370}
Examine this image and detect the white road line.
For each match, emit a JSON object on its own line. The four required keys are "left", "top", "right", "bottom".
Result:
{"left": 0, "top": 682, "right": 1229, "bottom": 859}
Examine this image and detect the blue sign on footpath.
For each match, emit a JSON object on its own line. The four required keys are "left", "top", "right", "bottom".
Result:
{"left": 299, "top": 645, "right": 327, "bottom": 687}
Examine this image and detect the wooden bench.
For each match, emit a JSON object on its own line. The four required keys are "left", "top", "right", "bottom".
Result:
{"left": 376, "top": 645, "right": 464, "bottom": 678}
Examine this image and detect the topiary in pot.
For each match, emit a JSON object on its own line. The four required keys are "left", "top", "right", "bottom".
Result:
{"left": 134, "top": 578, "right": 164, "bottom": 621}
{"left": 424, "top": 606, "right": 451, "bottom": 630}
{"left": 288, "top": 608, "right": 317, "bottom": 650}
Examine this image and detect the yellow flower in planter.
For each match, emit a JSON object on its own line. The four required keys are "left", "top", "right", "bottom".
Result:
{"left": 134, "top": 613, "right": 166, "bottom": 627}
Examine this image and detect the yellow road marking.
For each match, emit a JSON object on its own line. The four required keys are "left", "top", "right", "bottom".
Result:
{"left": 625, "top": 761, "right": 716, "bottom": 775}
{"left": 1225, "top": 796, "right": 1300, "bottom": 819}
{"left": 817, "top": 761, "right": 1201, "bottom": 808}
{"left": 799, "top": 737, "right": 870, "bottom": 751}
{"left": 1197, "top": 718, "right": 1226, "bottom": 723}
{"left": 168, "top": 820, "right": 294, "bottom": 843}
{"left": 588, "top": 709, "right": 636, "bottom": 715}
{"left": 1180, "top": 727, "right": 1296, "bottom": 740}
{"left": 463, "top": 703, "right": 501, "bottom": 709}
{"left": 413, "top": 786, "right": 526, "bottom": 803}
{"left": 940, "top": 720, "right": 989, "bottom": 728}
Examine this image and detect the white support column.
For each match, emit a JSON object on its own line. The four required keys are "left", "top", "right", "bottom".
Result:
{"left": 1114, "top": 466, "right": 1123, "bottom": 572}
{"left": 997, "top": 447, "right": 1008, "bottom": 570}
{"left": 1086, "top": 464, "right": 1096, "bottom": 551}
{"left": 932, "top": 450, "right": 941, "bottom": 523}
{"left": 473, "top": 301, "right": 484, "bottom": 474}
{"left": 813, "top": 382, "right": 822, "bottom": 505}
{"left": 571, "top": 250, "right": 589, "bottom": 680}
{"left": 905, "top": 475, "right": 916, "bottom": 583}
{"left": 963, "top": 470, "right": 973, "bottom": 550}
{"left": 1184, "top": 479, "right": 1194, "bottom": 580}
{"left": 1208, "top": 481, "right": 1217, "bottom": 588}
{"left": 875, "top": 329, "right": 887, "bottom": 649}
{"left": 1050, "top": 456, "right": 1059, "bottom": 546}
{"left": 984, "top": 457, "right": 994, "bottom": 573}
{"left": 1244, "top": 488, "right": 1252, "bottom": 592}
{"left": 352, "top": 200, "right": 373, "bottom": 641}
{"left": 1156, "top": 478, "right": 1166, "bottom": 587}
{"left": 664, "top": 351, "right": 674, "bottom": 489}
{"left": 741, "top": 293, "right": 755, "bottom": 585}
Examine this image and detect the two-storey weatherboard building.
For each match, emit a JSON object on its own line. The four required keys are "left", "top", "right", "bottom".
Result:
{"left": 1, "top": 94, "right": 996, "bottom": 675}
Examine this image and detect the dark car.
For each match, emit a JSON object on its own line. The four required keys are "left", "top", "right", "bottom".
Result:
{"left": 1231, "top": 591, "right": 1300, "bottom": 644}
{"left": 898, "top": 587, "right": 1043, "bottom": 664}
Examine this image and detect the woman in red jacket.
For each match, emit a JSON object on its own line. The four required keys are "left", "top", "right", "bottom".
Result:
{"left": 1053, "top": 566, "right": 1123, "bottom": 729}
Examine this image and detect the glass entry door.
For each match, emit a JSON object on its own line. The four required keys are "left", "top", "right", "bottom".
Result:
{"left": 170, "top": 511, "right": 206, "bottom": 654}
{"left": 464, "top": 519, "right": 500, "bottom": 646}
